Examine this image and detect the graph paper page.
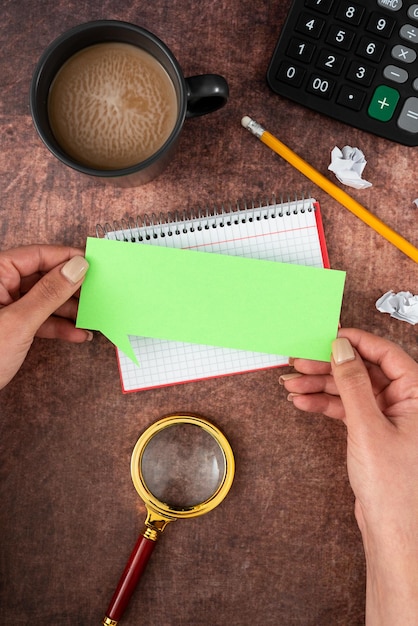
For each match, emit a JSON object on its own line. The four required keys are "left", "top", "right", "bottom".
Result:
{"left": 102, "top": 197, "right": 328, "bottom": 392}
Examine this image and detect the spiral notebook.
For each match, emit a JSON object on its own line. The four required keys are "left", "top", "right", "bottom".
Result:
{"left": 97, "top": 195, "right": 330, "bottom": 393}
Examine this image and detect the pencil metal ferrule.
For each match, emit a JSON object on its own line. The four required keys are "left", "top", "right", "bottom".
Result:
{"left": 246, "top": 118, "right": 265, "bottom": 138}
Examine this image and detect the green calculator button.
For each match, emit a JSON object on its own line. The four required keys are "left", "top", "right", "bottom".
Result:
{"left": 368, "top": 85, "right": 400, "bottom": 122}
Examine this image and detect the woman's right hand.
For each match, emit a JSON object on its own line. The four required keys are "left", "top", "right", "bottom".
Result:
{"left": 281, "top": 328, "right": 418, "bottom": 625}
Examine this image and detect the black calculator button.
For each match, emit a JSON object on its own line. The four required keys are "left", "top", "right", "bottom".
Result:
{"left": 366, "top": 13, "right": 396, "bottom": 38}
{"left": 399, "top": 24, "right": 418, "bottom": 44}
{"left": 295, "top": 13, "right": 326, "bottom": 38}
{"left": 316, "top": 49, "right": 345, "bottom": 74}
{"left": 276, "top": 60, "right": 306, "bottom": 87}
{"left": 335, "top": 1, "right": 365, "bottom": 26}
{"left": 336, "top": 84, "right": 366, "bottom": 110}
{"left": 325, "top": 24, "right": 355, "bottom": 50}
{"left": 306, "top": 74, "right": 336, "bottom": 98}
{"left": 346, "top": 60, "right": 376, "bottom": 86}
{"left": 383, "top": 64, "right": 409, "bottom": 84}
{"left": 287, "top": 38, "right": 316, "bottom": 63}
{"left": 397, "top": 97, "right": 418, "bottom": 133}
{"left": 391, "top": 44, "right": 417, "bottom": 63}
{"left": 356, "top": 37, "right": 386, "bottom": 62}
{"left": 305, "top": 0, "right": 334, "bottom": 14}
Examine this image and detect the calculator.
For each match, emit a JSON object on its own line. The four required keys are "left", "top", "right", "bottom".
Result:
{"left": 267, "top": 0, "right": 418, "bottom": 146}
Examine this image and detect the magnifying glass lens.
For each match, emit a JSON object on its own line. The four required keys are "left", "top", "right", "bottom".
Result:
{"left": 140, "top": 423, "right": 226, "bottom": 508}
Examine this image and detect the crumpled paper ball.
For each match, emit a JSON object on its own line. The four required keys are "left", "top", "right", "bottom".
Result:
{"left": 328, "top": 145, "right": 372, "bottom": 190}
{"left": 375, "top": 290, "right": 418, "bottom": 325}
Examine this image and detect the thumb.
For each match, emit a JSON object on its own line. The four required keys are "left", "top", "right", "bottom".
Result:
{"left": 331, "top": 337, "right": 384, "bottom": 431}
{"left": 12, "top": 255, "right": 89, "bottom": 337}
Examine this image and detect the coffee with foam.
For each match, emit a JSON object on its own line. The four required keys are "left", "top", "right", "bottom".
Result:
{"left": 48, "top": 42, "right": 178, "bottom": 170}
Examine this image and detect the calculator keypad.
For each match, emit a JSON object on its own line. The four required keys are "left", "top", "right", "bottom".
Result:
{"left": 267, "top": 0, "right": 418, "bottom": 145}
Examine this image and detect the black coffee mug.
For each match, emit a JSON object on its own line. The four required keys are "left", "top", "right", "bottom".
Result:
{"left": 30, "top": 20, "right": 229, "bottom": 186}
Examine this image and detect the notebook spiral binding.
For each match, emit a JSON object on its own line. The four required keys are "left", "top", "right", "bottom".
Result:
{"left": 96, "top": 192, "right": 314, "bottom": 242}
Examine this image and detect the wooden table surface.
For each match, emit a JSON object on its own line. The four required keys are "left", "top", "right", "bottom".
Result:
{"left": 1, "top": 1, "right": 417, "bottom": 624}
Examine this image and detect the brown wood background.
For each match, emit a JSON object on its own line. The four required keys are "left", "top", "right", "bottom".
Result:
{"left": 1, "top": 1, "right": 417, "bottom": 624}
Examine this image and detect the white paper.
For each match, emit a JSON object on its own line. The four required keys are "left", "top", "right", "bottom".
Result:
{"left": 413, "top": 198, "right": 418, "bottom": 208}
{"left": 376, "top": 290, "right": 418, "bottom": 325}
{"left": 328, "top": 146, "right": 372, "bottom": 189}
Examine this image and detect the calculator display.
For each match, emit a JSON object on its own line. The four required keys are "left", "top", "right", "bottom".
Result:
{"left": 267, "top": 0, "right": 418, "bottom": 146}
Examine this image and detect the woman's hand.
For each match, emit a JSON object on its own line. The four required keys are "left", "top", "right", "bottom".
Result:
{"left": 0, "top": 245, "right": 90, "bottom": 389}
{"left": 280, "top": 328, "right": 418, "bottom": 625}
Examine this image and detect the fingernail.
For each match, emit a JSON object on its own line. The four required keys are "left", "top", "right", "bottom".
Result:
{"left": 332, "top": 337, "right": 355, "bottom": 365}
{"left": 288, "top": 357, "right": 295, "bottom": 366}
{"left": 61, "top": 256, "right": 89, "bottom": 285}
{"left": 287, "top": 393, "right": 301, "bottom": 401}
{"left": 279, "top": 372, "right": 302, "bottom": 385}
{"left": 85, "top": 331, "right": 94, "bottom": 342}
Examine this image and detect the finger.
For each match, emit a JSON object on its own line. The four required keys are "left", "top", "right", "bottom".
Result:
{"left": 7, "top": 273, "right": 42, "bottom": 300}
{"left": 1, "top": 245, "right": 84, "bottom": 276}
{"left": 10, "top": 256, "right": 89, "bottom": 339}
{"left": 49, "top": 296, "right": 80, "bottom": 321}
{"left": 290, "top": 358, "right": 332, "bottom": 376}
{"left": 289, "top": 391, "right": 345, "bottom": 420}
{"left": 0, "top": 246, "right": 83, "bottom": 300}
{"left": 283, "top": 359, "right": 396, "bottom": 427}
{"left": 36, "top": 316, "right": 93, "bottom": 342}
{"left": 338, "top": 328, "right": 418, "bottom": 381}
{"left": 280, "top": 372, "right": 339, "bottom": 396}
{"left": 331, "top": 337, "right": 390, "bottom": 432}
{"left": 21, "top": 275, "right": 82, "bottom": 298}
{"left": 0, "top": 273, "right": 45, "bottom": 304}
{"left": 6, "top": 291, "right": 80, "bottom": 322}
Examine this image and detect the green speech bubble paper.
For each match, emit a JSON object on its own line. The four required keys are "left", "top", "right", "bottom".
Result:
{"left": 76, "top": 237, "right": 346, "bottom": 363}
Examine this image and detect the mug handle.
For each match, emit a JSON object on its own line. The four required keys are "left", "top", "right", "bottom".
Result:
{"left": 185, "top": 74, "right": 229, "bottom": 118}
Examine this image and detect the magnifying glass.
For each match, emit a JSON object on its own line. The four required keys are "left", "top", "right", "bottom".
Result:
{"left": 102, "top": 413, "right": 235, "bottom": 626}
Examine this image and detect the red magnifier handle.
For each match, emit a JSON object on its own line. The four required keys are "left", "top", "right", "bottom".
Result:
{"left": 103, "top": 532, "right": 156, "bottom": 625}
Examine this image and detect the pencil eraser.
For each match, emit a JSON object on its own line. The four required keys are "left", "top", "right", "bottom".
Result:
{"left": 241, "top": 116, "right": 252, "bottom": 129}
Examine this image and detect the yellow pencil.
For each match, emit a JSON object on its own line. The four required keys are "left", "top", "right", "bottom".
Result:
{"left": 241, "top": 116, "right": 418, "bottom": 264}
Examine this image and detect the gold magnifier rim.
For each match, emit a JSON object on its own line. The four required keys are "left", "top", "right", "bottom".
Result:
{"left": 130, "top": 413, "right": 235, "bottom": 520}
